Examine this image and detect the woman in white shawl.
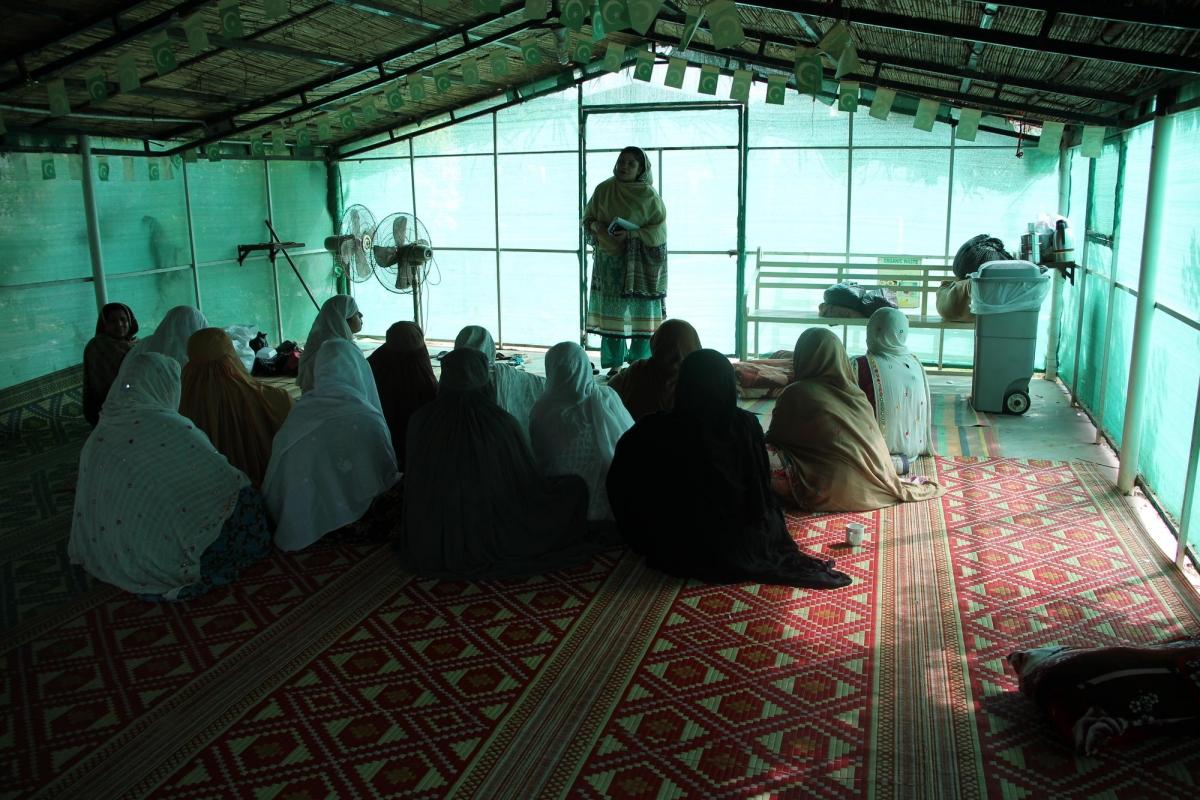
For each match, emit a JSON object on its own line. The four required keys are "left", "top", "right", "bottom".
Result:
{"left": 264, "top": 338, "right": 399, "bottom": 551}
{"left": 453, "top": 325, "right": 545, "bottom": 440}
{"left": 530, "top": 342, "right": 633, "bottom": 522}
{"left": 297, "top": 294, "right": 363, "bottom": 393}
{"left": 69, "top": 351, "right": 272, "bottom": 601}
{"left": 849, "top": 308, "right": 935, "bottom": 474}
{"left": 108, "top": 305, "right": 209, "bottom": 401}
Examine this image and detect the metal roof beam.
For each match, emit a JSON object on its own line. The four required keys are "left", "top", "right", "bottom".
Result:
{"left": 163, "top": 4, "right": 537, "bottom": 153}
{"left": 960, "top": 4, "right": 999, "bottom": 95}
{"left": 657, "top": 10, "right": 1135, "bottom": 107}
{"left": 164, "top": 28, "right": 354, "bottom": 67}
{"left": 648, "top": 31, "right": 1117, "bottom": 127}
{"left": 987, "top": 0, "right": 1200, "bottom": 31}
{"left": 326, "top": 0, "right": 443, "bottom": 31}
{"left": 0, "top": 0, "right": 211, "bottom": 92}
{"left": 738, "top": 1, "right": 1200, "bottom": 73}
{"left": 0, "top": 1, "right": 151, "bottom": 64}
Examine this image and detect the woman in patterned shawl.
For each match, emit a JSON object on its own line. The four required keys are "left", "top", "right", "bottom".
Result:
{"left": 582, "top": 145, "right": 668, "bottom": 373}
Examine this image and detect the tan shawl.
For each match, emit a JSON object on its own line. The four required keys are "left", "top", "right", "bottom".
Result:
{"left": 766, "top": 328, "right": 944, "bottom": 511}
{"left": 180, "top": 328, "right": 293, "bottom": 488}
{"left": 583, "top": 152, "right": 668, "bottom": 298}
{"left": 609, "top": 319, "right": 701, "bottom": 420}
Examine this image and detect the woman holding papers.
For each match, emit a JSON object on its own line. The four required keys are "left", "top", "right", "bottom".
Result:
{"left": 582, "top": 146, "right": 669, "bottom": 374}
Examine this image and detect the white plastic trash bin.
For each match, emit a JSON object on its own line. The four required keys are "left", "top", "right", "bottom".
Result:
{"left": 968, "top": 261, "right": 1050, "bottom": 415}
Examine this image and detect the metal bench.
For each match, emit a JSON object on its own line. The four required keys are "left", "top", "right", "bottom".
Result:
{"left": 742, "top": 249, "right": 974, "bottom": 365}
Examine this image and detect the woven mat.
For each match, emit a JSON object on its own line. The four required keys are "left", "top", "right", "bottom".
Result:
{"left": 6, "top": 457, "right": 1199, "bottom": 797}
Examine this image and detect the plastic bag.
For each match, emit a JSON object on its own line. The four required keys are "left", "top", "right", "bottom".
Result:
{"left": 952, "top": 234, "right": 1012, "bottom": 279}
{"left": 222, "top": 324, "right": 258, "bottom": 373}
{"left": 969, "top": 261, "right": 1050, "bottom": 314}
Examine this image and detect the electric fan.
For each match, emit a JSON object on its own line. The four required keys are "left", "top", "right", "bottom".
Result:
{"left": 368, "top": 211, "right": 435, "bottom": 329}
{"left": 369, "top": 212, "right": 434, "bottom": 294}
{"left": 323, "top": 204, "right": 377, "bottom": 283}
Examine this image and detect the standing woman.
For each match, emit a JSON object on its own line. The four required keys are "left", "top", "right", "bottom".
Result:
{"left": 82, "top": 302, "right": 139, "bottom": 426}
{"left": 582, "top": 146, "right": 668, "bottom": 374}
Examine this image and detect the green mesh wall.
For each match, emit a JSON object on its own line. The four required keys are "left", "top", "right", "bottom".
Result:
{"left": 1056, "top": 109, "right": 1200, "bottom": 552}
{"left": 0, "top": 148, "right": 331, "bottom": 390}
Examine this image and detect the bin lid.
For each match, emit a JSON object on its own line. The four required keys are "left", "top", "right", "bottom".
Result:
{"left": 972, "top": 259, "right": 1043, "bottom": 279}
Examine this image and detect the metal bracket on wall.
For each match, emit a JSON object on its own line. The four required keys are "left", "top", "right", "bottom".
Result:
{"left": 237, "top": 241, "right": 305, "bottom": 266}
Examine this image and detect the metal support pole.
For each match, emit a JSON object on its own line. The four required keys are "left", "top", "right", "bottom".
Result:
{"left": 181, "top": 159, "right": 203, "bottom": 309}
{"left": 578, "top": 91, "right": 587, "bottom": 348}
{"left": 1116, "top": 97, "right": 1175, "bottom": 494}
{"left": 1176, "top": 376, "right": 1200, "bottom": 567}
{"left": 1044, "top": 146, "right": 1070, "bottom": 380}
{"left": 1093, "top": 134, "right": 1128, "bottom": 444}
{"left": 735, "top": 104, "right": 748, "bottom": 360}
{"left": 78, "top": 135, "right": 108, "bottom": 312}
{"left": 263, "top": 161, "right": 285, "bottom": 344}
{"left": 492, "top": 112, "right": 502, "bottom": 346}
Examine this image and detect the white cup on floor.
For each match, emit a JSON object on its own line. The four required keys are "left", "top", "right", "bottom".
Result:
{"left": 845, "top": 523, "right": 866, "bottom": 547}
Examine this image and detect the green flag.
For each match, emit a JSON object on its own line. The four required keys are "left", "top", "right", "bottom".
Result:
{"left": 318, "top": 120, "right": 333, "bottom": 141}
{"left": 264, "top": 0, "right": 287, "bottom": 20}
{"left": 148, "top": 160, "right": 161, "bottom": 181}
{"left": 1038, "top": 121, "right": 1064, "bottom": 153}
{"left": 837, "top": 81, "right": 859, "bottom": 113}
{"left": 603, "top": 42, "right": 626, "bottom": 73}
{"left": 489, "top": 51, "right": 509, "bottom": 78}
{"left": 205, "top": 142, "right": 222, "bottom": 161}
{"left": 462, "top": 59, "right": 481, "bottom": 86}
{"left": 679, "top": 12, "right": 703, "bottom": 48}
{"left": 296, "top": 126, "right": 312, "bottom": 150}
{"left": 793, "top": 48, "right": 822, "bottom": 97}
{"left": 954, "top": 108, "right": 981, "bottom": 142}
{"left": 183, "top": 15, "right": 209, "bottom": 53}
{"left": 520, "top": 37, "right": 543, "bottom": 66}
{"left": 766, "top": 74, "right": 786, "bottom": 105}
{"left": 913, "top": 97, "right": 939, "bottom": 131}
{"left": 409, "top": 75, "right": 427, "bottom": 100}
{"left": 570, "top": 35, "right": 592, "bottom": 65}
{"left": 338, "top": 108, "right": 357, "bottom": 131}
{"left": 41, "top": 157, "right": 56, "bottom": 180}
{"left": 560, "top": 0, "right": 586, "bottom": 30}
{"left": 599, "top": 0, "right": 631, "bottom": 32}
{"left": 628, "top": 0, "right": 664, "bottom": 35}
{"left": 729, "top": 68, "right": 752, "bottom": 102}
{"left": 46, "top": 78, "right": 70, "bottom": 116}
{"left": 251, "top": 134, "right": 266, "bottom": 157}
{"left": 706, "top": 0, "right": 745, "bottom": 50}
{"left": 150, "top": 32, "right": 177, "bottom": 76}
{"left": 385, "top": 83, "right": 405, "bottom": 110}
{"left": 116, "top": 53, "right": 139, "bottom": 93}
{"left": 361, "top": 102, "right": 378, "bottom": 124}
{"left": 869, "top": 88, "right": 895, "bottom": 121}
{"left": 524, "top": 0, "right": 548, "bottom": 20}
{"left": 97, "top": 158, "right": 110, "bottom": 182}
{"left": 183, "top": 149, "right": 198, "bottom": 163}
{"left": 633, "top": 47, "right": 654, "bottom": 82}
{"left": 219, "top": 0, "right": 245, "bottom": 38}
{"left": 85, "top": 70, "right": 108, "bottom": 103}
{"left": 697, "top": 64, "right": 719, "bottom": 95}
{"left": 433, "top": 68, "right": 453, "bottom": 94}
{"left": 663, "top": 57, "right": 685, "bottom": 89}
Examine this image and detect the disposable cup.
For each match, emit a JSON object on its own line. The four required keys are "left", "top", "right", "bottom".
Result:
{"left": 845, "top": 523, "right": 866, "bottom": 547}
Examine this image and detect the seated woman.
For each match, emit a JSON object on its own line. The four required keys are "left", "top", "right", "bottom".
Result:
{"left": 849, "top": 308, "right": 935, "bottom": 474}
{"left": 180, "top": 328, "right": 294, "bottom": 488}
{"left": 766, "top": 328, "right": 944, "bottom": 512}
{"left": 128, "top": 305, "right": 209, "bottom": 367}
{"left": 607, "top": 318, "right": 701, "bottom": 420}
{"left": 82, "top": 302, "right": 139, "bottom": 426}
{"left": 367, "top": 321, "right": 438, "bottom": 469}
{"left": 264, "top": 339, "right": 399, "bottom": 551}
{"left": 68, "top": 352, "right": 271, "bottom": 601}
{"left": 398, "top": 348, "right": 595, "bottom": 579}
{"left": 607, "top": 349, "right": 851, "bottom": 589}
{"left": 453, "top": 325, "right": 545, "bottom": 439}
{"left": 530, "top": 341, "right": 634, "bottom": 522}
{"left": 297, "top": 294, "right": 363, "bottom": 393}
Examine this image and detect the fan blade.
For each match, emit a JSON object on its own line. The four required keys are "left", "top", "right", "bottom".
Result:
{"left": 395, "top": 265, "right": 412, "bottom": 291}
{"left": 339, "top": 238, "right": 354, "bottom": 266}
{"left": 353, "top": 248, "right": 372, "bottom": 280}
{"left": 395, "top": 216, "right": 408, "bottom": 247}
{"left": 373, "top": 245, "right": 398, "bottom": 268}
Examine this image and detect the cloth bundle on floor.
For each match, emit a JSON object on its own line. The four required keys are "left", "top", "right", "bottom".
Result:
{"left": 1008, "top": 638, "right": 1200, "bottom": 755}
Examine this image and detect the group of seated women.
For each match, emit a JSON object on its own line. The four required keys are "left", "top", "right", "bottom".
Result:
{"left": 72, "top": 294, "right": 942, "bottom": 601}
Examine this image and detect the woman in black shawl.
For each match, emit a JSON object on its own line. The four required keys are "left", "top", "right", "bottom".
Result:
{"left": 398, "top": 348, "right": 598, "bottom": 579}
{"left": 82, "top": 302, "right": 139, "bottom": 426}
{"left": 367, "top": 321, "right": 438, "bottom": 468}
{"left": 607, "top": 349, "right": 851, "bottom": 588}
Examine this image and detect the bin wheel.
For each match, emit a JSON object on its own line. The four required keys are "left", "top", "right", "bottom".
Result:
{"left": 1004, "top": 390, "right": 1031, "bottom": 415}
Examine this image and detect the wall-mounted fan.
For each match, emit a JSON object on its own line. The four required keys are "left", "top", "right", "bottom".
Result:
{"left": 323, "top": 204, "right": 377, "bottom": 283}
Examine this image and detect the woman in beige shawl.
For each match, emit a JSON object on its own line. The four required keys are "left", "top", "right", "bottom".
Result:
{"left": 582, "top": 146, "right": 668, "bottom": 373}
{"left": 766, "top": 328, "right": 944, "bottom": 512}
